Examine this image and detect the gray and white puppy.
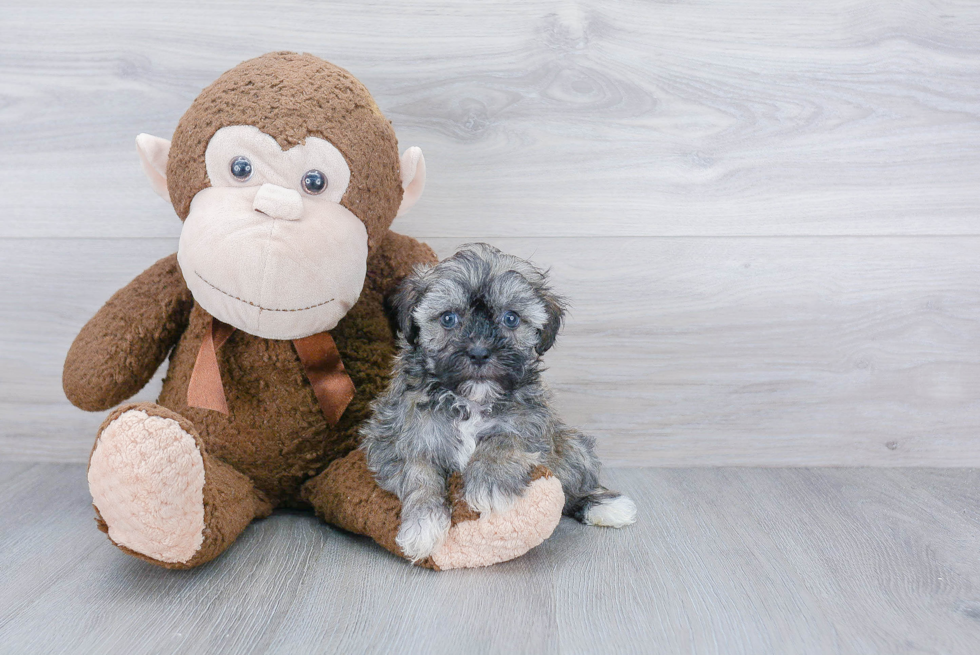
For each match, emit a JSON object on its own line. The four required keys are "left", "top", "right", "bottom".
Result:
{"left": 361, "top": 243, "right": 636, "bottom": 561}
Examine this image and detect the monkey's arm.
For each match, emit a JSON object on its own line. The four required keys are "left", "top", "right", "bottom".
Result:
{"left": 63, "top": 253, "right": 194, "bottom": 411}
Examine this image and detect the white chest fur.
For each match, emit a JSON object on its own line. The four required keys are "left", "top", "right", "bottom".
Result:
{"left": 453, "top": 401, "right": 489, "bottom": 469}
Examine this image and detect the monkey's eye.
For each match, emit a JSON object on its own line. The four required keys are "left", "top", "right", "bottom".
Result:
{"left": 502, "top": 311, "right": 521, "bottom": 329}
{"left": 440, "top": 312, "right": 459, "bottom": 329}
{"left": 302, "top": 169, "right": 327, "bottom": 195}
{"left": 229, "top": 156, "right": 252, "bottom": 181}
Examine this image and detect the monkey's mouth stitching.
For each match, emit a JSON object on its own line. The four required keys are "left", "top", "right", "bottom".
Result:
{"left": 195, "top": 271, "right": 334, "bottom": 313}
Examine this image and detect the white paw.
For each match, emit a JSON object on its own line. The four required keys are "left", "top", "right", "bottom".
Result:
{"left": 396, "top": 504, "right": 451, "bottom": 561}
{"left": 88, "top": 408, "right": 206, "bottom": 563}
{"left": 583, "top": 495, "right": 637, "bottom": 528}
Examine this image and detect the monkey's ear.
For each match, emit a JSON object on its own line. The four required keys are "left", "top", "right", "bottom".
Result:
{"left": 136, "top": 134, "right": 172, "bottom": 203}
{"left": 536, "top": 289, "right": 566, "bottom": 355}
{"left": 396, "top": 147, "right": 426, "bottom": 217}
{"left": 387, "top": 266, "right": 429, "bottom": 346}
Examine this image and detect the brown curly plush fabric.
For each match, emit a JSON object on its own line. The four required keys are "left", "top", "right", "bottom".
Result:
{"left": 167, "top": 52, "right": 402, "bottom": 251}
{"left": 63, "top": 254, "right": 194, "bottom": 412}
{"left": 302, "top": 449, "right": 405, "bottom": 559}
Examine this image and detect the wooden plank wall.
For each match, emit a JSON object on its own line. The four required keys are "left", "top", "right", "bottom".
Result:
{"left": 2, "top": 0, "right": 979, "bottom": 465}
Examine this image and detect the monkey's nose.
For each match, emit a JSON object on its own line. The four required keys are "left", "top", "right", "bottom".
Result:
{"left": 253, "top": 183, "right": 304, "bottom": 221}
{"left": 467, "top": 345, "right": 491, "bottom": 365}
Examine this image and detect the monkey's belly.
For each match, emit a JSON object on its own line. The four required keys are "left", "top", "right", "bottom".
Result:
{"left": 156, "top": 309, "right": 350, "bottom": 505}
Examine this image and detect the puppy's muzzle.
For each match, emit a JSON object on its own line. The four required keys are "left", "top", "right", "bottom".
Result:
{"left": 467, "top": 345, "right": 491, "bottom": 366}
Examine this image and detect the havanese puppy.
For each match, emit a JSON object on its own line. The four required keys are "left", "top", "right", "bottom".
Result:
{"left": 360, "top": 243, "right": 636, "bottom": 561}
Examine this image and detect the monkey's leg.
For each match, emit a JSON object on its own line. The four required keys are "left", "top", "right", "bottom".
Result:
{"left": 302, "top": 450, "right": 564, "bottom": 570}
{"left": 88, "top": 402, "right": 271, "bottom": 569}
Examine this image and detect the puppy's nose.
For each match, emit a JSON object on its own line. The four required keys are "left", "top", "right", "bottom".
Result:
{"left": 253, "top": 183, "right": 303, "bottom": 221}
{"left": 467, "top": 345, "right": 491, "bottom": 365}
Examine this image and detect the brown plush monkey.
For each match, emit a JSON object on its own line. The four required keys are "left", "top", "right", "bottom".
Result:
{"left": 63, "top": 52, "right": 563, "bottom": 571}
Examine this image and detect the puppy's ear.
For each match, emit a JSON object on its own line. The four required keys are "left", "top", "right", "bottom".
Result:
{"left": 536, "top": 286, "right": 566, "bottom": 355}
{"left": 388, "top": 266, "right": 429, "bottom": 346}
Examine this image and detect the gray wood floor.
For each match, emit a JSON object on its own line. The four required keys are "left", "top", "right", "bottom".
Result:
{"left": 1, "top": 464, "right": 978, "bottom": 654}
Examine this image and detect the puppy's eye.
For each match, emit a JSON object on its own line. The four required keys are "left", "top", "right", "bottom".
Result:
{"left": 502, "top": 311, "right": 521, "bottom": 329}
{"left": 302, "top": 169, "right": 327, "bottom": 195}
{"left": 230, "top": 156, "right": 253, "bottom": 181}
{"left": 440, "top": 312, "right": 459, "bottom": 329}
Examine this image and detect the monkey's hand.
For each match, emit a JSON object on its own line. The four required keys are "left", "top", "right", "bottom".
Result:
{"left": 63, "top": 253, "right": 193, "bottom": 411}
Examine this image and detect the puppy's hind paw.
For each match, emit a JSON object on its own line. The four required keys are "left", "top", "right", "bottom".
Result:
{"left": 396, "top": 504, "right": 451, "bottom": 562}
{"left": 582, "top": 494, "right": 637, "bottom": 528}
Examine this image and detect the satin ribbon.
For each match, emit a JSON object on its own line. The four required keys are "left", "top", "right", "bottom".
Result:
{"left": 186, "top": 316, "right": 355, "bottom": 426}
{"left": 186, "top": 317, "right": 236, "bottom": 414}
{"left": 292, "top": 331, "right": 357, "bottom": 427}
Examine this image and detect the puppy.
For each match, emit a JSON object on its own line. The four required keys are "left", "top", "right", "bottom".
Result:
{"left": 361, "top": 243, "right": 636, "bottom": 561}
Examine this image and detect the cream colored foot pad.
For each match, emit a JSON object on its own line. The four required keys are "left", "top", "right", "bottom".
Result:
{"left": 89, "top": 409, "right": 206, "bottom": 564}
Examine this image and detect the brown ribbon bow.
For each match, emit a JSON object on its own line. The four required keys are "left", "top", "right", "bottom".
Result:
{"left": 186, "top": 316, "right": 356, "bottom": 426}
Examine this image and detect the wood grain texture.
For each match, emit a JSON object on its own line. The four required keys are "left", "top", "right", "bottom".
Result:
{"left": 1, "top": 0, "right": 979, "bottom": 238}
{"left": 1, "top": 464, "right": 979, "bottom": 654}
{"left": 2, "top": 0, "right": 980, "bottom": 466}
{"left": 3, "top": 236, "right": 980, "bottom": 466}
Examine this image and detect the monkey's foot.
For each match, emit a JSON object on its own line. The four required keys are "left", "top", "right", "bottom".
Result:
{"left": 88, "top": 403, "right": 261, "bottom": 569}
{"left": 89, "top": 404, "right": 206, "bottom": 565}
{"left": 427, "top": 467, "right": 564, "bottom": 570}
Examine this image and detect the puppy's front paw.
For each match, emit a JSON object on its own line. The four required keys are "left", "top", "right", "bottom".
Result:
{"left": 396, "top": 503, "right": 451, "bottom": 562}
{"left": 463, "top": 478, "right": 523, "bottom": 517}
{"left": 463, "top": 452, "right": 544, "bottom": 517}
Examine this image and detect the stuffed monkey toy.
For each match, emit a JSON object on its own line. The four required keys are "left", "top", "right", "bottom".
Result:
{"left": 63, "top": 52, "right": 564, "bottom": 570}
